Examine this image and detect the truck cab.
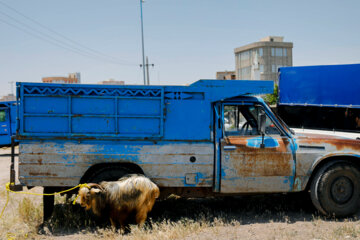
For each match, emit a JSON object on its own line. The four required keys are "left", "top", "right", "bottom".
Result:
{"left": 216, "top": 97, "right": 360, "bottom": 217}
{"left": 215, "top": 97, "right": 296, "bottom": 193}
{"left": 12, "top": 80, "right": 360, "bottom": 218}
{"left": 0, "top": 101, "right": 16, "bottom": 146}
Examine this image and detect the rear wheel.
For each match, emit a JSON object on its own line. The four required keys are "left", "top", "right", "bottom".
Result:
{"left": 86, "top": 166, "right": 133, "bottom": 183}
{"left": 43, "top": 187, "right": 56, "bottom": 222}
{"left": 311, "top": 162, "right": 360, "bottom": 217}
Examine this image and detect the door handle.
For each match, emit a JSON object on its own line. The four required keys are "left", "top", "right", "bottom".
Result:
{"left": 224, "top": 145, "right": 236, "bottom": 150}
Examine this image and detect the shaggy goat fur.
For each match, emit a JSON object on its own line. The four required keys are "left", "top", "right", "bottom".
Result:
{"left": 78, "top": 174, "right": 160, "bottom": 230}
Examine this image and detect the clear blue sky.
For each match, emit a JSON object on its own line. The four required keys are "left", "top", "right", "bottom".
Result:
{"left": 1, "top": 0, "right": 360, "bottom": 96}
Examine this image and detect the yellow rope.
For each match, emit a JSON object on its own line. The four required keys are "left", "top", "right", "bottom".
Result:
{"left": 0, "top": 182, "right": 90, "bottom": 220}
{"left": 0, "top": 184, "right": 10, "bottom": 220}
{"left": 5, "top": 182, "right": 90, "bottom": 196}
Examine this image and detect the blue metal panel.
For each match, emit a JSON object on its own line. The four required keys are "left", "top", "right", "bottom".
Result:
{"left": 24, "top": 96, "right": 68, "bottom": 114}
{"left": 18, "top": 83, "right": 165, "bottom": 138}
{"left": 118, "top": 98, "right": 161, "bottom": 116}
{"left": 279, "top": 64, "right": 360, "bottom": 108}
{"left": 72, "top": 97, "right": 115, "bottom": 115}
{"left": 118, "top": 118, "right": 160, "bottom": 135}
{"left": 17, "top": 80, "right": 273, "bottom": 141}
{"left": 164, "top": 100, "right": 210, "bottom": 140}
{"left": 25, "top": 116, "right": 68, "bottom": 133}
{"left": 73, "top": 117, "right": 115, "bottom": 133}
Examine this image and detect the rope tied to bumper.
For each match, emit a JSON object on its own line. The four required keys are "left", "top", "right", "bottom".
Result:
{"left": 0, "top": 182, "right": 90, "bottom": 220}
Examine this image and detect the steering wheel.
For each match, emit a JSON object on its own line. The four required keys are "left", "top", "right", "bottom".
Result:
{"left": 240, "top": 121, "right": 250, "bottom": 135}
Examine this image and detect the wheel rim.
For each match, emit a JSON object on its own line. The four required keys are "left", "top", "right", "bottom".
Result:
{"left": 330, "top": 176, "right": 354, "bottom": 204}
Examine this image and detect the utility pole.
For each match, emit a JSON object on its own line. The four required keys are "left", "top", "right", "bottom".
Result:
{"left": 145, "top": 56, "right": 154, "bottom": 85}
{"left": 139, "top": 0, "right": 146, "bottom": 85}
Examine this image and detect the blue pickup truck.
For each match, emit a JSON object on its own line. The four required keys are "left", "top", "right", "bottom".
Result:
{"left": 11, "top": 80, "right": 360, "bottom": 220}
{"left": 0, "top": 101, "right": 16, "bottom": 146}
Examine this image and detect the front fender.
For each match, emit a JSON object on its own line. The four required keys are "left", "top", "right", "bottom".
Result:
{"left": 311, "top": 152, "right": 360, "bottom": 172}
{"left": 294, "top": 151, "right": 360, "bottom": 192}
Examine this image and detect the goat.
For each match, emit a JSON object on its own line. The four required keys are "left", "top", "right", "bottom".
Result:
{"left": 78, "top": 174, "right": 160, "bottom": 231}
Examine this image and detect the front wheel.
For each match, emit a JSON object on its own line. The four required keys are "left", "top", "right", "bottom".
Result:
{"left": 311, "top": 162, "right": 360, "bottom": 217}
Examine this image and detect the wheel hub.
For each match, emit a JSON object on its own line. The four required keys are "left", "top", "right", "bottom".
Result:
{"left": 331, "top": 176, "right": 354, "bottom": 204}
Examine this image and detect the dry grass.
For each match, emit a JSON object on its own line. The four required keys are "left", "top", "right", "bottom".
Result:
{"left": 0, "top": 194, "right": 40, "bottom": 239}
{"left": 18, "top": 197, "right": 43, "bottom": 226}
{"left": 1, "top": 191, "right": 360, "bottom": 239}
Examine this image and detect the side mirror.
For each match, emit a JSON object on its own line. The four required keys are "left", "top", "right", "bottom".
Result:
{"left": 258, "top": 112, "right": 266, "bottom": 148}
{"left": 258, "top": 112, "right": 266, "bottom": 135}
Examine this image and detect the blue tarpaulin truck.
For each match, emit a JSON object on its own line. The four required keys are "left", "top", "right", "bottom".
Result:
{"left": 0, "top": 101, "right": 17, "bottom": 146}
{"left": 278, "top": 64, "right": 360, "bottom": 131}
{"left": 10, "top": 80, "right": 360, "bottom": 220}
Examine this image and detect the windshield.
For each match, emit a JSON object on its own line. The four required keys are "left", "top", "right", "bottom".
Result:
{"left": 265, "top": 104, "right": 294, "bottom": 135}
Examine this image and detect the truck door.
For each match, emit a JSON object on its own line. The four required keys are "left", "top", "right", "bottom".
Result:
{"left": 220, "top": 103, "right": 295, "bottom": 193}
{"left": 0, "top": 108, "right": 10, "bottom": 136}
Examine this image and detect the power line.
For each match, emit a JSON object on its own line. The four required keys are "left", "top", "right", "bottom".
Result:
{"left": 0, "top": 1, "right": 131, "bottom": 64}
{"left": 0, "top": 17, "right": 109, "bottom": 61}
{"left": 0, "top": 1, "right": 138, "bottom": 66}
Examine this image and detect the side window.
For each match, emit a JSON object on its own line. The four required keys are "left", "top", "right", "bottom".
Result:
{"left": 255, "top": 108, "right": 281, "bottom": 135}
{"left": 0, "top": 110, "right": 6, "bottom": 122}
{"left": 223, "top": 105, "right": 280, "bottom": 136}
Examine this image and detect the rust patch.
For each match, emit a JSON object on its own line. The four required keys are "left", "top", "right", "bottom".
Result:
{"left": 225, "top": 136, "right": 292, "bottom": 177}
{"left": 28, "top": 172, "right": 58, "bottom": 177}
{"left": 297, "top": 133, "right": 360, "bottom": 152}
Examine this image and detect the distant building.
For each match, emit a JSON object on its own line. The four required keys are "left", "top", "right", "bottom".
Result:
{"left": 0, "top": 94, "right": 16, "bottom": 102}
{"left": 234, "top": 36, "right": 293, "bottom": 84}
{"left": 216, "top": 71, "right": 236, "bottom": 80}
{"left": 42, "top": 72, "right": 81, "bottom": 84}
{"left": 98, "top": 79, "right": 125, "bottom": 85}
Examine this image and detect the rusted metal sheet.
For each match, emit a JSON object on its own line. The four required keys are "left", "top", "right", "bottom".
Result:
{"left": 294, "top": 133, "right": 360, "bottom": 190}
{"left": 220, "top": 135, "right": 295, "bottom": 193}
{"left": 19, "top": 141, "right": 214, "bottom": 187}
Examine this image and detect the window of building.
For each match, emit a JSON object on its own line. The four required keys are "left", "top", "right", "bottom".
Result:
{"left": 275, "top": 48, "right": 283, "bottom": 57}
{"left": 272, "top": 65, "right": 276, "bottom": 72}
{"left": 258, "top": 48, "right": 263, "bottom": 57}
{"left": 241, "top": 66, "right": 251, "bottom": 78}
{"left": 260, "top": 64, "right": 264, "bottom": 73}
{"left": 240, "top": 51, "right": 250, "bottom": 61}
{"left": 271, "top": 48, "right": 287, "bottom": 57}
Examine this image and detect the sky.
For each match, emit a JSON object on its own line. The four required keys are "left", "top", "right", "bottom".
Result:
{"left": 0, "top": 0, "right": 360, "bottom": 96}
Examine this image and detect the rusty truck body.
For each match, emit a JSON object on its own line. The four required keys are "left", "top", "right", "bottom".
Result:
{"left": 11, "top": 80, "right": 360, "bottom": 218}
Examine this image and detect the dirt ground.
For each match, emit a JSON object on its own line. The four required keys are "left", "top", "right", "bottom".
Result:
{"left": 1, "top": 146, "right": 360, "bottom": 239}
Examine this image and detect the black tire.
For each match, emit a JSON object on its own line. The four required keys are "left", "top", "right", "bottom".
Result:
{"left": 310, "top": 163, "right": 330, "bottom": 215}
{"left": 311, "top": 162, "right": 360, "bottom": 217}
{"left": 87, "top": 166, "right": 134, "bottom": 183}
